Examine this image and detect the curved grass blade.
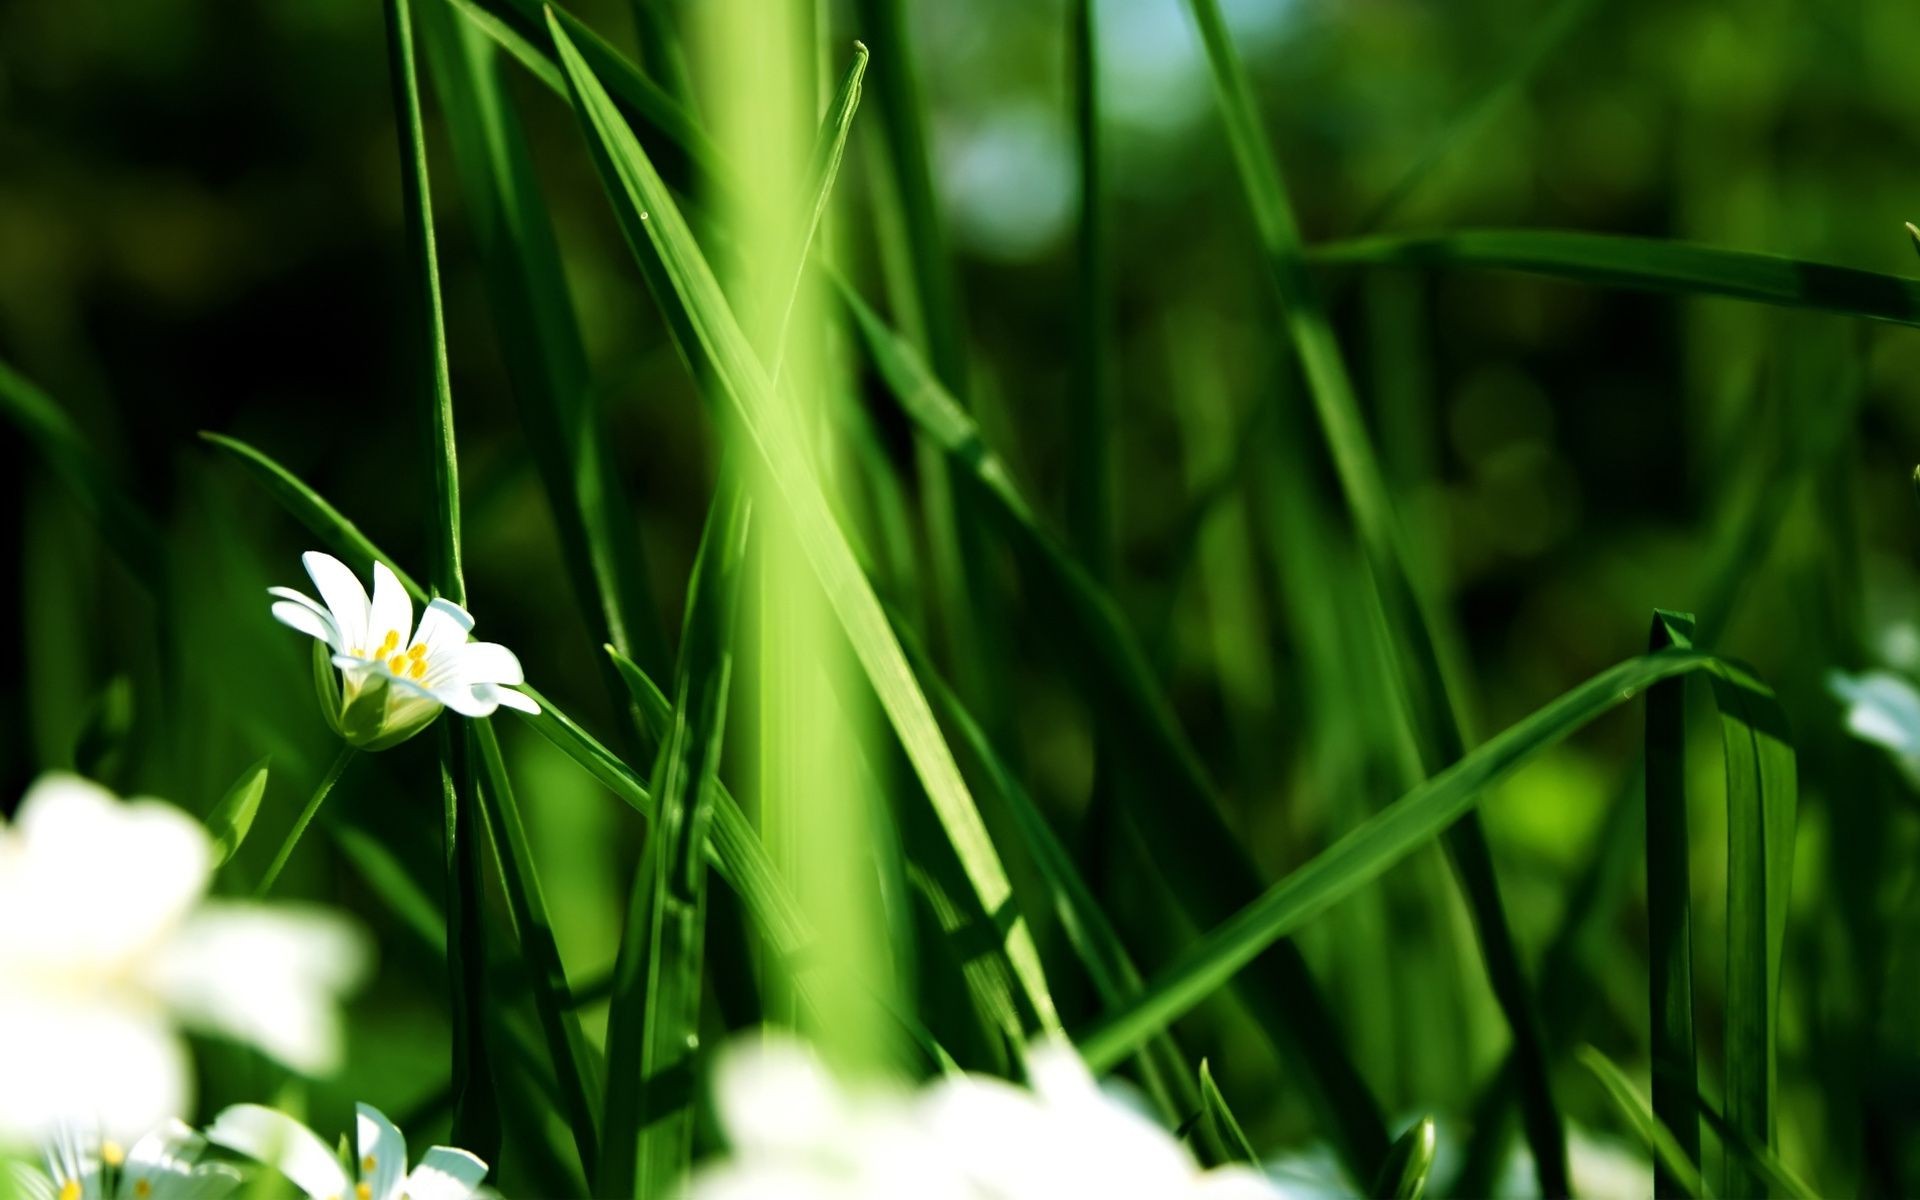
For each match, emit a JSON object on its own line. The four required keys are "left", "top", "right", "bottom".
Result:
{"left": 1074, "top": 646, "right": 1725, "bottom": 1069}
{"left": 1370, "top": 1117, "right": 1438, "bottom": 1200}
{"left": 600, "top": 486, "right": 747, "bottom": 1199}
{"left": 1179, "top": 0, "right": 1565, "bottom": 1184}
{"left": 1309, "top": 230, "right": 1920, "bottom": 326}
{"left": 545, "top": 12, "right": 1060, "bottom": 1036}
{"left": 1646, "top": 611, "right": 1702, "bottom": 1194}
{"left": 841, "top": 286, "right": 1388, "bottom": 1176}
{"left": 1576, "top": 1047, "right": 1705, "bottom": 1200}
{"left": 1196, "top": 1060, "right": 1259, "bottom": 1168}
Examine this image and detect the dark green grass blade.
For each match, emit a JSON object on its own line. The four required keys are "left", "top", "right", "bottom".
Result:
{"left": 420, "top": 0, "right": 670, "bottom": 682}
{"left": 1309, "top": 230, "right": 1920, "bottom": 325}
{"left": 1179, "top": 0, "right": 1565, "bottom": 1185}
{"left": 1646, "top": 611, "right": 1702, "bottom": 1191}
{"left": 1196, "top": 1060, "right": 1260, "bottom": 1167}
{"left": 387, "top": 0, "right": 488, "bottom": 1155}
{"left": 1370, "top": 1118, "right": 1438, "bottom": 1200}
{"left": 1576, "top": 1047, "right": 1706, "bottom": 1200}
{"left": 624, "top": 0, "right": 695, "bottom": 108}
{"left": 1074, "top": 646, "right": 1725, "bottom": 1069}
{"left": 841, "top": 288, "right": 1388, "bottom": 1177}
{"left": 1710, "top": 664, "right": 1797, "bottom": 1195}
{"left": 1065, "top": 0, "right": 1112, "bottom": 578}
{"left": 0, "top": 360, "right": 165, "bottom": 589}
{"left": 545, "top": 14, "right": 1060, "bottom": 1034}
{"left": 600, "top": 486, "right": 747, "bottom": 1199}
{"left": 471, "top": 720, "right": 603, "bottom": 1178}
{"left": 1693, "top": 1084, "right": 1821, "bottom": 1200}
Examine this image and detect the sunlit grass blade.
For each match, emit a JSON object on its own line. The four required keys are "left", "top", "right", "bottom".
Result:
{"left": 1309, "top": 230, "right": 1920, "bottom": 325}
{"left": 1370, "top": 1117, "right": 1438, "bottom": 1200}
{"left": 1646, "top": 610, "right": 1702, "bottom": 1194}
{"left": 471, "top": 720, "right": 603, "bottom": 1178}
{"left": 1074, "top": 646, "right": 1728, "bottom": 1069}
{"left": 600, "top": 486, "right": 747, "bottom": 1199}
{"left": 841, "top": 286, "right": 1388, "bottom": 1176}
{"left": 206, "top": 755, "right": 271, "bottom": 868}
{"left": 385, "top": 0, "right": 493, "bottom": 1157}
{"left": 1179, "top": 0, "right": 1565, "bottom": 1184}
{"left": 545, "top": 12, "right": 1060, "bottom": 1035}
{"left": 0, "top": 358, "right": 166, "bottom": 590}
{"left": 1576, "top": 1047, "right": 1706, "bottom": 1200}
{"left": 1196, "top": 1060, "right": 1259, "bottom": 1167}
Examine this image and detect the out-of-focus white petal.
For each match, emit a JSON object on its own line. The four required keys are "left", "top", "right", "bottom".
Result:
{"left": 366, "top": 563, "right": 413, "bottom": 662}
{"left": 121, "top": 1119, "right": 243, "bottom": 1200}
{"left": 484, "top": 686, "right": 540, "bottom": 715}
{"left": 709, "top": 1035, "right": 856, "bottom": 1160}
{"left": 5, "top": 775, "right": 210, "bottom": 983}
{"left": 452, "top": 643, "right": 523, "bottom": 687}
{"left": 301, "top": 553, "right": 371, "bottom": 654}
{"left": 411, "top": 599, "right": 474, "bottom": 657}
{"left": 204, "top": 1106, "right": 347, "bottom": 1200}
{"left": 0, "top": 994, "right": 188, "bottom": 1148}
{"left": 149, "top": 904, "right": 368, "bottom": 1075}
{"left": 681, "top": 1163, "right": 848, "bottom": 1200}
{"left": 270, "top": 602, "right": 340, "bottom": 650}
{"left": 1831, "top": 670, "right": 1920, "bottom": 761}
{"left": 354, "top": 1105, "right": 407, "bottom": 1200}
{"left": 8, "top": 1163, "right": 56, "bottom": 1200}
{"left": 400, "top": 1148, "right": 488, "bottom": 1200}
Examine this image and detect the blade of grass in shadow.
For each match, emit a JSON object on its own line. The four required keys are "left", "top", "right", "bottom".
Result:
{"left": 471, "top": 720, "right": 603, "bottom": 1178}
{"left": 1370, "top": 1118, "right": 1438, "bottom": 1200}
{"left": 1692, "top": 1080, "right": 1821, "bottom": 1200}
{"left": 385, "top": 0, "right": 494, "bottom": 1155}
{"left": 624, "top": 0, "right": 696, "bottom": 110}
{"left": 1196, "top": 1060, "right": 1260, "bottom": 1168}
{"left": 1180, "top": 0, "right": 1566, "bottom": 1185}
{"left": 1645, "top": 610, "right": 1702, "bottom": 1195}
{"left": 840, "top": 286, "right": 1388, "bottom": 1176}
{"left": 600, "top": 486, "right": 747, "bottom": 1199}
{"left": 545, "top": 12, "right": 1060, "bottom": 1036}
{"left": 1066, "top": 0, "right": 1112, "bottom": 579}
{"left": 1576, "top": 1047, "right": 1705, "bottom": 1200}
{"left": 1309, "top": 230, "right": 1920, "bottom": 326}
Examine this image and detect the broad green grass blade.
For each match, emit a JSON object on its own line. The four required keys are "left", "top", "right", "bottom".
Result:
{"left": 1309, "top": 230, "right": 1920, "bottom": 325}
{"left": 1074, "top": 646, "right": 1726, "bottom": 1069}
{"left": 1180, "top": 0, "right": 1565, "bottom": 1184}
{"left": 1370, "top": 1118, "right": 1438, "bottom": 1200}
{"left": 1576, "top": 1047, "right": 1706, "bottom": 1200}
{"left": 841, "top": 287, "right": 1388, "bottom": 1175}
{"left": 385, "top": 0, "right": 491, "bottom": 1156}
{"left": 545, "top": 14, "right": 1060, "bottom": 1035}
{"left": 420, "top": 0, "right": 671, "bottom": 682}
{"left": 600, "top": 487, "right": 747, "bottom": 1199}
{"left": 0, "top": 359, "right": 165, "bottom": 590}
{"left": 1694, "top": 1084, "right": 1820, "bottom": 1200}
{"left": 1196, "top": 1060, "right": 1260, "bottom": 1167}
{"left": 471, "top": 720, "right": 603, "bottom": 1178}
{"left": 206, "top": 755, "right": 271, "bottom": 867}
{"left": 1646, "top": 610, "right": 1702, "bottom": 1191}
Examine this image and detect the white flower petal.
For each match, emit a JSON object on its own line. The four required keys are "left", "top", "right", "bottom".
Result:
{"left": 400, "top": 1148, "right": 488, "bottom": 1200}
{"left": 411, "top": 599, "right": 474, "bottom": 657}
{"left": 5, "top": 776, "right": 211, "bottom": 979}
{"left": 204, "top": 1106, "right": 348, "bottom": 1200}
{"left": 709, "top": 1034, "right": 855, "bottom": 1160}
{"left": 302, "top": 552, "right": 371, "bottom": 654}
{"left": 429, "top": 686, "right": 499, "bottom": 719}
{"left": 1188, "top": 1166, "right": 1287, "bottom": 1198}
{"left": 452, "top": 643, "right": 523, "bottom": 687}
{"left": 366, "top": 563, "right": 413, "bottom": 663}
{"left": 1831, "top": 670, "right": 1920, "bottom": 759}
{"left": 122, "top": 1119, "right": 243, "bottom": 1200}
{"left": 8, "top": 1164, "right": 56, "bottom": 1200}
{"left": 0, "top": 993, "right": 189, "bottom": 1147}
{"left": 270, "top": 602, "right": 340, "bottom": 651}
{"left": 487, "top": 686, "right": 540, "bottom": 715}
{"left": 681, "top": 1163, "right": 848, "bottom": 1200}
{"left": 149, "top": 904, "right": 369, "bottom": 1075}
{"left": 354, "top": 1105, "right": 406, "bottom": 1200}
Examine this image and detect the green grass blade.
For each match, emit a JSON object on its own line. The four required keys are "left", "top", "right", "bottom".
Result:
{"left": 1074, "top": 646, "right": 1724, "bottom": 1069}
{"left": 206, "top": 755, "right": 272, "bottom": 868}
{"left": 1693, "top": 1084, "right": 1820, "bottom": 1200}
{"left": 600, "top": 486, "right": 747, "bottom": 1199}
{"left": 1179, "top": 0, "right": 1566, "bottom": 1184}
{"left": 1576, "top": 1047, "right": 1706, "bottom": 1200}
{"left": 254, "top": 746, "right": 357, "bottom": 896}
{"left": 1309, "top": 230, "right": 1920, "bottom": 325}
{"left": 1370, "top": 1118, "right": 1439, "bottom": 1200}
{"left": 471, "top": 720, "right": 603, "bottom": 1178}
{"left": 1646, "top": 611, "right": 1702, "bottom": 1193}
{"left": 1196, "top": 1060, "right": 1260, "bottom": 1168}
{"left": 1066, "top": 0, "right": 1112, "bottom": 578}
{"left": 545, "top": 13, "right": 1059, "bottom": 1035}
{"left": 841, "top": 286, "right": 1388, "bottom": 1176}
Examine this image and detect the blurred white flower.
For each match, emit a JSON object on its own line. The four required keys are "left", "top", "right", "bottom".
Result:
{"left": 206, "top": 1102, "right": 486, "bottom": 1200}
{"left": 0, "top": 775, "right": 369, "bottom": 1147}
{"left": 685, "top": 1033, "right": 1284, "bottom": 1200}
{"left": 270, "top": 551, "right": 537, "bottom": 751}
{"left": 10, "top": 1119, "right": 242, "bottom": 1200}
{"left": 1829, "top": 669, "right": 1920, "bottom": 783}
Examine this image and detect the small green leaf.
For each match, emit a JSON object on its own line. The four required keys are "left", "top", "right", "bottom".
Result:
{"left": 207, "top": 756, "right": 272, "bottom": 868}
{"left": 1370, "top": 1117, "right": 1438, "bottom": 1200}
{"left": 1197, "top": 1060, "right": 1260, "bottom": 1168}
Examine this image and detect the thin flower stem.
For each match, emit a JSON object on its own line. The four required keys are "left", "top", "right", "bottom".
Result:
{"left": 255, "top": 746, "right": 358, "bottom": 896}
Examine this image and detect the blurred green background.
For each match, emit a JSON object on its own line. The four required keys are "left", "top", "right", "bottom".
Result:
{"left": 5, "top": 0, "right": 1920, "bottom": 1194}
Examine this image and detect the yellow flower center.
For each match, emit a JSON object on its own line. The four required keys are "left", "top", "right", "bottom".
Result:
{"left": 357, "top": 1183, "right": 373, "bottom": 1200}
{"left": 363, "top": 1155, "right": 376, "bottom": 1172}
{"left": 134, "top": 1180, "right": 153, "bottom": 1198}
{"left": 58, "top": 1182, "right": 80, "bottom": 1200}
{"left": 101, "top": 1141, "right": 124, "bottom": 1167}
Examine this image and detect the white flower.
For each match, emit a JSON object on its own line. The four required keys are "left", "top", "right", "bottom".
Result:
{"left": 10, "top": 1120, "right": 242, "bottom": 1200}
{"left": 269, "top": 551, "right": 537, "bottom": 751}
{"left": 0, "top": 775, "right": 369, "bottom": 1147}
{"left": 1829, "top": 668, "right": 1920, "bottom": 784}
{"left": 205, "top": 1102, "right": 487, "bottom": 1200}
{"left": 685, "top": 1033, "right": 1285, "bottom": 1200}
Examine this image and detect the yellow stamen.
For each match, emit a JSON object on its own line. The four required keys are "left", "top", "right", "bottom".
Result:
{"left": 387, "top": 654, "right": 407, "bottom": 674}
{"left": 349, "top": 647, "right": 364, "bottom": 658}
{"left": 58, "top": 1181, "right": 80, "bottom": 1200}
{"left": 102, "top": 1141, "right": 125, "bottom": 1167}
{"left": 134, "top": 1179, "right": 153, "bottom": 1198}
{"left": 363, "top": 1156, "right": 376, "bottom": 1172}
{"left": 377, "top": 629, "right": 400, "bottom": 657}
{"left": 407, "top": 657, "right": 427, "bottom": 680}
{"left": 356, "top": 1184, "right": 373, "bottom": 1200}
{"left": 407, "top": 642, "right": 427, "bottom": 659}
